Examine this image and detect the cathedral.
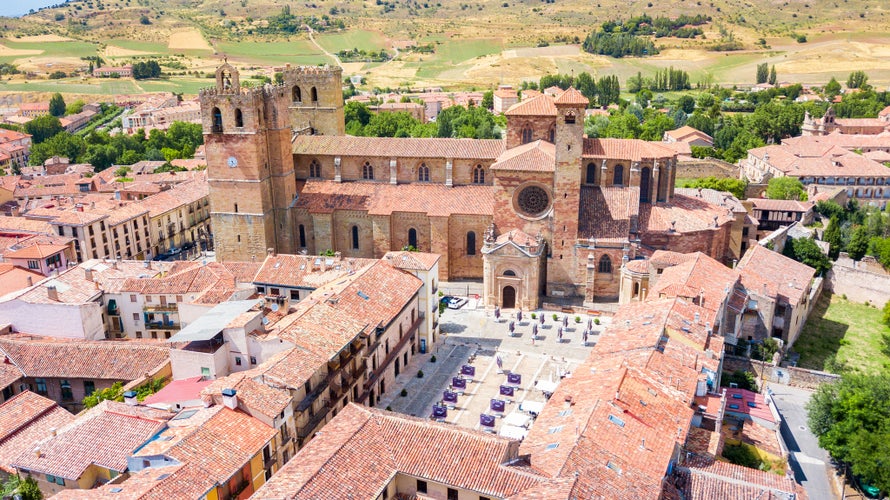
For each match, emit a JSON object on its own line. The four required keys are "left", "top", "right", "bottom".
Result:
{"left": 199, "top": 63, "right": 752, "bottom": 307}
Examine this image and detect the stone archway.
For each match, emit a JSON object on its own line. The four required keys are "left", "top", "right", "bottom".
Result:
{"left": 502, "top": 285, "right": 517, "bottom": 309}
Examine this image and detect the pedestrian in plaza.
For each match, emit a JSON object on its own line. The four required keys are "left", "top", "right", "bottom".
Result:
{"left": 562, "top": 315, "right": 568, "bottom": 328}
{"left": 532, "top": 322, "right": 538, "bottom": 338}
{"left": 517, "top": 309, "right": 522, "bottom": 322}
{"left": 557, "top": 326, "right": 563, "bottom": 341}
{"left": 509, "top": 320, "right": 515, "bottom": 335}
{"left": 494, "top": 306, "right": 500, "bottom": 322}
{"left": 539, "top": 313, "right": 545, "bottom": 326}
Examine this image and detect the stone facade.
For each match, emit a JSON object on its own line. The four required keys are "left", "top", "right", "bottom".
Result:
{"left": 201, "top": 63, "right": 750, "bottom": 306}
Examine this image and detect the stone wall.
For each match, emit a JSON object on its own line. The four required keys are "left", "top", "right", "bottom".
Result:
{"left": 826, "top": 253, "right": 890, "bottom": 305}
{"left": 722, "top": 354, "right": 839, "bottom": 390}
{"left": 676, "top": 158, "right": 740, "bottom": 180}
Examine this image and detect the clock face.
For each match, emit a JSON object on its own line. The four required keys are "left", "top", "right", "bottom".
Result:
{"left": 227, "top": 156, "right": 238, "bottom": 168}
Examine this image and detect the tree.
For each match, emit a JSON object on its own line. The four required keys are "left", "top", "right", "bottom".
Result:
{"left": 847, "top": 70, "right": 869, "bottom": 90}
{"left": 756, "top": 63, "right": 768, "bottom": 84}
{"left": 807, "top": 373, "right": 890, "bottom": 494}
{"left": 0, "top": 475, "right": 42, "bottom": 500}
{"left": 680, "top": 176, "right": 747, "bottom": 199}
{"left": 766, "top": 176, "right": 807, "bottom": 201}
{"left": 824, "top": 215, "right": 843, "bottom": 259}
{"left": 66, "top": 99, "right": 85, "bottom": 115}
{"left": 824, "top": 77, "right": 842, "bottom": 98}
{"left": 782, "top": 236, "right": 831, "bottom": 274}
{"left": 481, "top": 90, "right": 494, "bottom": 110}
{"left": 49, "top": 93, "right": 66, "bottom": 117}
{"left": 677, "top": 95, "right": 695, "bottom": 114}
{"left": 768, "top": 65, "right": 777, "bottom": 85}
{"left": 24, "top": 115, "right": 63, "bottom": 144}
{"left": 847, "top": 226, "right": 869, "bottom": 260}
{"left": 140, "top": 14, "right": 151, "bottom": 24}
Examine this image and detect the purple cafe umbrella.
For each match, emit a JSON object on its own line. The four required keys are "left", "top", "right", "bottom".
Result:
{"left": 452, "top": 377, "right": 467, "bottom": 390}
{"left": 432, "top": 405, "right": 448, "bottom": 419}
{"left": 532, "top": 322, "right": 538, "bottom": 337}
{"left": 490, "top": 399, "right": 506, "bottom": 413}
{"left": 443, "top": 390, "right": 458, "bottom": 404}
{"left": 562, "top": 315, "right": 569, "bottom": 328}
{"left": 582, "top": 329, "right": 589, "bottom": 344}
{"left": 496, "top": 355, "right": 503, "bottom": 370}
{"left": 461, "top": 365, "right": 476, "bottom": 377}
{"left": 507, "top": 373, "right": 521, "bottom": 385}
{"left": 558, "top": 326, "right": 563, "bottom": 341}
{"left": 587, "top": 318, "right": 593, "bottom": 330}
{"left": 494, "top": 306, "right": 500, "bottom": 320}
{"left": 539, "top": 314, "right": 545, "bottom": 326}
{"left": 516, "top": 310, "right": 522, "bottom": 322}
{"left": 499, "top": 385, "right": 515, "bottom": 397}
{"left": 509, "top": 321, "right": 515, "bottom": 333}
{"left": 480, "top": 414, "right": 496, "bottom": 428}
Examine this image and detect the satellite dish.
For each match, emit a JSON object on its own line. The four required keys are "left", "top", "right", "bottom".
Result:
{"left": 270, "top": 303, "right": 280, "bottom": 312}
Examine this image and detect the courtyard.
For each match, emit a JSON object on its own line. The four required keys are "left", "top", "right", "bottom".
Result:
{"left": 378, "top": 300, "right": 609, "bottom": 436}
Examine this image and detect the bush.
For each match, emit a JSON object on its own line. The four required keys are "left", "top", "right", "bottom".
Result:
{"left": 575, "top": 316, "right": 581, "bottom": 323}
{"left": 722, "top": 444, "right": 764, "bottom": 469}
{"left": 430, "top": 355, "right": 437, "bottom": 362}
{"left": 721, "top": 370, "right": 759, "bottom": 392}
{"left": 594, "top": 318, "right": 601, "bottom": 325}
{"left": 552, "top": 313, "right": 559, "bottom": 321}
{"left": 531, "top": 312, "right": 537, "bottom": 319}
{"left": 417, "top": 370, "right": 424, "bottom": 378}
{"left": 386, "top": 405, "right": 392, "bottom": 411}
{"left": 400, "top": 389, "right": 408, "bottom": 397}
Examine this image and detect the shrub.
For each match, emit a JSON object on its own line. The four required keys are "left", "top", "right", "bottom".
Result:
{"left": 575, "top": 316, "right": 581, "bottom": 323}
{"left": 594, "top": 318, "right": 601, "bottom": 325}
{"left": 430, "top": 355, "right": 437, "bottom": 362}
{"left": 400, "top": 389, "right": 408, "bottom": 397}
{"left": 722, "top": 444, "right": 763, "bottom": 469}
{"left": 552, "top": 313, "right": 559, "bottom": 321}
{"left": 386, "top": 405, "right": 392, "bottom": 411}
{"left": 531, "top": 312, "right": 537, "bottom": 319}
{"left": 417, "top": 370, "right": 424, "bottom": 378}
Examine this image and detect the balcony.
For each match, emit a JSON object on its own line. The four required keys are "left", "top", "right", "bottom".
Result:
{"left": 296, "top": 400, "right": 331, "bottom": 438}
{"left": 107, "top": 300, "right": 119, "bottom": 316}
{"left": 359, "top": 314, "right": 424, "bottom": 402}
{"left": 144, "top": 303, "right": 178, "bottom": 312}
{"left": 147, "top": 321, "right": 180, "bottom": 330}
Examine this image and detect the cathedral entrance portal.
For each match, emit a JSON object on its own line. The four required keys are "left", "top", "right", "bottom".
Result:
{"left": 502, "top": 286, "right": 517, "bottom": 309}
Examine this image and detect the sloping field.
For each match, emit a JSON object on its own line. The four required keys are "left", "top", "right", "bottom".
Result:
{"left": 169, "top": 29, "right": 213, "bottom": 52}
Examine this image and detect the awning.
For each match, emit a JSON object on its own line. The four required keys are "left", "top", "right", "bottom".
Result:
{"left": 167, "top": 299, "right": 261, "bottom": 343}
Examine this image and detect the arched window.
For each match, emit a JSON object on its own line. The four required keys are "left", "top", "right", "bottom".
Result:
{"left": 299, "top": 224, "right": 306, "bottom": 248}
{"left": 613, "top": 165, "right": 624, "bottom": 186}
{"left": 310, "top": 87, "right": 318, "bottom": 102}
{"left": 598, "top": 255, "right": 612, "bottom": 274}
{"left": 503, "top": 269, "right": 516, "bottom": 276}
{"left": 234, "top": 108, "right": 243, "bottom": 128}
{"left": 408, "top": 228, "right": 418, "bottom": 249}
{"left": 586, "top": 162, "right": 597, "bottom": 184}
{"left": 473, "top": 164, "right": 485, "bottom": 184}
{"left": 418, "top": 163, "right": 430, "bottom": 182}
{"left": 351, "top": 226, "right": 359, "bottom": 249}
{"left": 309, "top": 159, "right": 321, "bottom": 178}
{"left": 212, "top": 107, "right": 223, "bottom": 133}
{"left": 549, "top": 126, "right": 555, "bottom": 143}
{"left": 363, "top": 162, "right": 374, "bottom": 180}
{"left": 292, "top": 86, "right": 302, "bottom": 103}
{"left": 466, "top": 231, "right": 476, "bottom": 256}
{"left": 521, "top": 126, "right": 533, "bottom": 144}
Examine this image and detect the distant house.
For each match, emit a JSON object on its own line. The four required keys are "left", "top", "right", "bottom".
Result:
{"left": 493, "top": 86, "right": 518, "bottom": 114}
{"left": 663, "top": 125, "right": 714, "bottom": 148}
{"left": 92, "top": 65, "right": 132, "bottom": 78}
{"left": 18, "top": 103, "right": 49, "bottom": 118}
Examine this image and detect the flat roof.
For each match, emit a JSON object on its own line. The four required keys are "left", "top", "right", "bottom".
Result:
{"left": 167, "top": 299, "right": 260, "bottom": 343}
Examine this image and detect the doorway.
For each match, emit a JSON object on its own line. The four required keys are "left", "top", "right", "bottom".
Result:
{"left": 640, "top": 167, "right": 652, "bottom": 203}
{"left": 502, "top": 285, "right": 516, "bottom": 309}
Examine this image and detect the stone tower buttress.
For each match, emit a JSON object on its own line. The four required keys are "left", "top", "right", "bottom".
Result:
{"left": 546, "top": 88, "right": 588, "bottom": 297}
{"left": 282, "top": 65, "right": 345, "bottom": 136}
{"left": 200, "top": 63, "right": 295, "bottom": 261}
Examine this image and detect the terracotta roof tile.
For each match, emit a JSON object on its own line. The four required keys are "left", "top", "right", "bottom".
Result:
{"left": 0, "top": 336, "right": 170, "bottom": 380}
{"left": 382, "top": 251, "right": 440, "bottom": 271}
{"left": 52, "top": 463, "right": 217, "bottom": 500}
{"left": 553, "top": 87, "right": 589, "bottom": 106}
{"left": 0, "top": 392, "right": 75, "bottom": 471}
{"left": 0, "top": 264, "right": 45, "bottom": 297}
{"left": 253, "top": 254, "right": 376, "bottom": 288}
{"left": 737, "top": 245, "right": 814, "bottom": 305}
{"left": 665, "top": 126, "right": 713, "bottom": 143}
{"left": 296, "top": 180, "right": 494, "bottom": 216}
{"left": 3, "top": 243, "right": 67, "bottom": 259}
{"left": 491, "top": 140, "right": 556, "bottom": 172}
{"left": 675, "top": 456, "right": 803, "bottom": 500}
{"left": 583, "top": 138, "right": 677, "bottom": 162}
{"left": 505, "top": 95, "right": 557, "bottom": 116}
{"left": 578, "top": 186, "right": 638, "bottom": 240}
{"left": 293, "top": 135, "right": 504, "bottom": 160}
{"left": 201, "top": 371, "right": 292, "bottom": 418}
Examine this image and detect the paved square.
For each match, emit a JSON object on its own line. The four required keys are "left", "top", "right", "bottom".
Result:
{"left": 380, "top": 304, "right": 611, "bottom": 436}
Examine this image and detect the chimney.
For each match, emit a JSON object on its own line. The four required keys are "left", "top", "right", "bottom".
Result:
{"left": 46, "top": 285, "right": 59, "bottom": 301}
{"left": 26, "top": 276, "right": 32, "bottom": 287}
{"left": 694, "top": 311, "right": 700, "bottom": 324}
{"left": 49, "top": 427, "right": 57, "bottom": 437}
{"left": 84, "top": 267, "right": 93, "bottom": 282}
{"left": 34, "top": 447, "right": 42, "bottom": 458}
{"left": 144, "top": 260, "right": 151, "bottom": 269}
{"left": 334, "top": 251, "right": 342, "bottom": 261}
{"left": 222, "top": 388, "right": 238, "bottom": 410}
{"left": 75, "top": 204, "right": 84, "bottom": 212}
{"left": 267, "top": 247, "right": 275, "bottom": 257}
{"left": 123, "top": 390, "right": 138, "bottom": 406}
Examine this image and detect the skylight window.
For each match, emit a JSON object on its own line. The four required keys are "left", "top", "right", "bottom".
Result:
{"left": 357, "top": 291, "right": 370, "bottom": 300}
{"left": 606, "top": 461, "right": 622, "bottom": 474}
{"left": 558, "top": 409, "right": 573, "bottom": 417}
{"left": 747, "top": 401, "right": 757, "bottom": 408}
{"left": 545, "top": 443, "right": 559, "bottom": 450}
{"left": 732, "top": 393, "right": 743, "bottom": 399}
{"left": 548, "top": 426, "right": 564, "bottom": 434}
{"left": 608, "top": 414, "right": 625, "bottom": 427}
{"left": 171, "top": 409, "right": 198, "bottom": 420}
{"left": 729, "top": 404, "right": 740, "bottom": 409}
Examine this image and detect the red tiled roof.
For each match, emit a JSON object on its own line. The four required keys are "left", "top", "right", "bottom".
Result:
{"left": 202, "top": 371, "right": 292, "bottom": 419}
{"left": 553, "top": 87, "right": 589, "bottom": 106}
{"left": 0, "top": 392, "right": 74, "bottom": 473}
{"left": 11, "top": 408, "right": 166, "bottom": 479}
{"left": 0, "top": 264, "right": 44, "bottom": 297}
{"left": 583, "top": 138, "right": 677, "bottom": 162}
{"left": 0, "top": 336, "right": 170, "bottom": 381}
{"left": 505, "top": 95, "right": 557, "bottom": 117}
{"left": 293, "top": 135, "right": 505, "bottom": 160}
{"left": 639, "top": 192, "right": 735, "bottom": 234}
{"left": 578, "top": 186, "right": 638, "bottom": 240}
{"left": 723, "top": 388, "right": 775, "bottom": 424}
{"left": 142, "top": 376, "right": 212, "bottom": 406}
{"left": 254, "top": 404, "right": 550, "bottom": 500}
{"left": 295, "top": 180, "right": 494, "bottom": 216}
{"left": 52, "top": 463, "right": 217, "bottom": 500}
{"left": 382, "top": 251, "right": 440, "bottom": 271}
{"left": 749, "top": 198, "right": 814, "bottom": 212}
{"left": 253, "top": 254, "right": 376, "bottom": 288}
{"left": 675, "top": 456, "right": 804, "bottom": 500}
{"left": 491, "top": 140, "right": 555, "bottom": 172}
{"left": 4, "top": 243, "right": 67, "bottom": 259}
{"left": 665, "top": 126, "right": 713, "bottom": 143}
{"left": 737, "top": 245, "right": 814, "bottom": 305}
{"left": 648, "top": 252, "right": 740, "bottom": 313}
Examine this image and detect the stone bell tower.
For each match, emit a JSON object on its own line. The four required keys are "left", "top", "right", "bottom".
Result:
{"left": 200, "top": 62, "right": 296, "bottom": 261}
